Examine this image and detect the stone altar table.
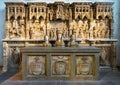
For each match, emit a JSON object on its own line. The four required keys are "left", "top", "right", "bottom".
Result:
{"left": 21, "top": 47, "right": 100, "bottom": 80}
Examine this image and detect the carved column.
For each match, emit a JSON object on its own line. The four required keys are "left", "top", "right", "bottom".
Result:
{"left": 111, "top": 42, "right": 117, "bottom": 71}
{"left": 2, "top": 42, "right": 9, "bottom": 72}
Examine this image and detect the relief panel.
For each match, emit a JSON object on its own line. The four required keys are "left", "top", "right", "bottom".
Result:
{"left": 76, "top": 56, "right": 93, "bottom": 75}
{"left": 51, "top": 56, "right": 70, "bottom": 76}
{"left": 28, "top": 56, "right": 46, "bottom": 75}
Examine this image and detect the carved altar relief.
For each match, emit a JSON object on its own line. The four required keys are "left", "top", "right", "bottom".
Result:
{"left": 3, "top": 2, "right": 115, "bottom": 72}
{"left": 28, "top": 56, "right": 45, "bottom": 75}
{"left": 5, "top": 2, "right": 113, "bottom": 40}
{"left": 76, "top": 56, "right": 93, "bottom": 75}
{"left": 52, "top": 56, "right": 70, "bottom": 75}
{"left": 29, "top": 20, "right": 46, "bottom": 40}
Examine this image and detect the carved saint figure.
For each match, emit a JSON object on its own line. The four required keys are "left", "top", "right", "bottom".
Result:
{"left": 77, "top": 20, "right": 83, "bottom": 38}
{"left": 29, "top": 27, "right": 35, "bottom": 39}
{"left": 11, "top": 47, "right": 20, "bottom": 65}
{"left": 100, "top": 47, "right": 109, "bottom": 65}
{"left": 29, "top": 57, "right": 45, "bottom": 75}
{"left": 89, "top": 20, "right": 96, "bottom": 39}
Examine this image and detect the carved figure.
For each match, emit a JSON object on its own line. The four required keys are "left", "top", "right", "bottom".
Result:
{"left": 77, "top": 20, "right": 83, "bottom": 38}
{"left": 29, "top": 27, "right": 35, "bottom": 39}
{"left": 19, "top": 25, "right": 25, "bottom": 38}
{"left": 100, "top": 47, "right": 109, "bottom": 65}
{"left": 89, "top": 20, "right": 96, "bottom": 39}
{"left": 11, "top": 47, "right": 20, "bottom": 65}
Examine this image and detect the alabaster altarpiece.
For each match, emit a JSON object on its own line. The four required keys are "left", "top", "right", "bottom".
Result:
{"left": 2, "top": 1, "right": 118, "bottom": 80}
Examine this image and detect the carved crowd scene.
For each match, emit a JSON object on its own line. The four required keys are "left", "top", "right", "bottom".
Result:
{"left": 5, "top": 2, "right": 113, "bottom": 40}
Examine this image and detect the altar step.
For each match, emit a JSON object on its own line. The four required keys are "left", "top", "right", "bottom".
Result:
{"left": 0, "top": 71, "right": 120, "bottom": 85}
{"left": 99, "top": 66, "right": 111, "bottom": 71}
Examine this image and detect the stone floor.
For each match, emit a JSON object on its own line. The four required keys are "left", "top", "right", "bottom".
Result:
{"left": 0, "top": 71, "right": 120, "bottom": 85}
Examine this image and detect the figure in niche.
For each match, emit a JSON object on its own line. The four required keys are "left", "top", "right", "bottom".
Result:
{"left": 19, "top": 25, "right": 25, "bottom": 38}
{"left": 56, "top": 5, "right": 63, "bottom": 19}
{"left": 39, "top": 27, "right": 45, "bottom": 39}
{"left": 29, "top": 57, "right": 45, "bottom": 75}
{"left": 55, "top": 30, "right": 65, "bottom": 47}
{"left": 77, "top": 20, "right": 83, "bottom": 38}
{"left": 93, "top": 20, "right": 99, "bottom": 38}
{"left": 63, "top": 29, "right": 68, "bottom": 39}
{"left": 89, "top": 20, "right": 96, "bottom": 39}
{"left": 11, "top": 47, "right": 20, "bottom": 65}
{"left": 50, "top": 28, "right": 54, "bottom": 39}
{"left": 69, "top": 20, "right": 77, "bottom": 36}
{"left": 63, "top": 23, "right": 68, "bottom": 38}
{"left": 55, "top": 61, "right": 67, "bottom": 75}
{"left": 99, "top": 20, "right": 106, "bottom": 38}
{"left": 29, "top": 27, "right": 35, "bottom": 39}
{"left": 100, "top": 47, "right": 109, "bottom": 66}
{"left": 105, "top": 26, "right": 110, "bottom": 38}
{"left": 105, "top": 17, "right": 110, "bottom": 38}
{"left": 83, "top": 20, "right": 89, "bottom": 39}
{"left": 9, "top": 27, "right": 20, "bottom": 39}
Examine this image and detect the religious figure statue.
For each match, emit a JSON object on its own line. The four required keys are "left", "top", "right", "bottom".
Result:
{"left": 69, "top": 20, "right": 77, "bottom": 36}
{"left": 100, "top": 20, "right": 106, "bottom": 38}
{"left": 83, "top": 20, "right": 89, "bottom": 39}
{"left": 29, "top": 57, "right": 45, "bottom": 75}
{"left": 11, "top": 47, "right": 20, "bottom": 65}
{"left": 100, "top": 47, "right": 109, "bottom": 65}
{"left": 77, "top": 20, "right": 83, "bottom": 39}
{"left": 9, "top": 27, "right": 20, "bottom": 39}
{"left": 19, "top": 25, "right": 25, "bottom": 39}
{"left": 29, "top": 27, "right": 35, "bottom": 39}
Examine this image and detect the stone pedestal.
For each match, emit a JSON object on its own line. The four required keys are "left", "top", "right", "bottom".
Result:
{"left": 21, "top": 47, "right": 100, "bottom": 80}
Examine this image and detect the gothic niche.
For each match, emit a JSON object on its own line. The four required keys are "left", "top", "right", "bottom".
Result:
{"left": 52, "top": 56, "right": 70, "bottom": 75}
{"left": 9, "top": 47, "right": 21, "bottom": 68}
{"left": 28, "top": 56, "right": 45, "bottom": 75}
{"left": 8, "top": 15, "right": 25, "bottom": 39}
{"left": 29, "top": 16, "right": 46, "bottom": 40}
{"left": 99, "top": 47, "right": 111, "bottom": 66}
{"left": 76, "top": 56, "right": 93, "bottom": 75}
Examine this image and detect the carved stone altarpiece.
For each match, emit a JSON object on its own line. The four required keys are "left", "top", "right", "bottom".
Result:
{"left": 2, "top": 1, "right": 118, "bottom": 74}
